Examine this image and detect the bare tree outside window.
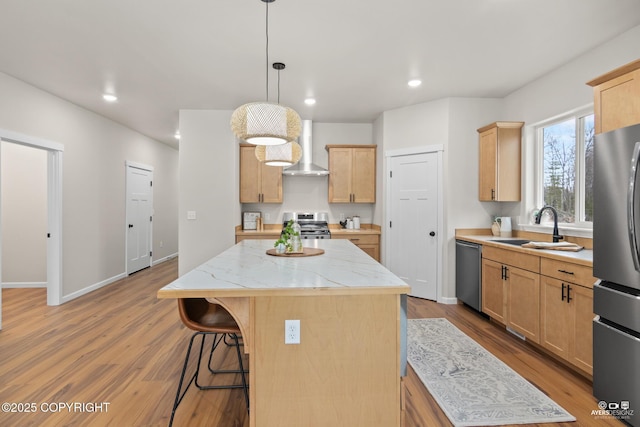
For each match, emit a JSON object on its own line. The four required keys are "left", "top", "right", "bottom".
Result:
{"left": 540, "top": 113, "right": 594, "bottom": 225}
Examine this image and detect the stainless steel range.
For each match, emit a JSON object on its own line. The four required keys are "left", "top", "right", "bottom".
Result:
{"left": 282, "top": 212, "right": 331, "bottom": 239}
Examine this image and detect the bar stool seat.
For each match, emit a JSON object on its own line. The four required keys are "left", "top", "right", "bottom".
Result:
{"left": 169, "top": 298, "right": 249, "bottom": 426}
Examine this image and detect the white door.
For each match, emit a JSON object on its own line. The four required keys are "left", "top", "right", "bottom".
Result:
{"left": 126, "top": 163, "right": 153, "bottom": 275}
{"left": 388, "top": 152, "right": 440, "bottom": 300}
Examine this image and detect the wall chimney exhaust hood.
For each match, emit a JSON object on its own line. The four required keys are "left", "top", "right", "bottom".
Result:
{"left": 282, "top": 120, "right": 329, "bottom": 176}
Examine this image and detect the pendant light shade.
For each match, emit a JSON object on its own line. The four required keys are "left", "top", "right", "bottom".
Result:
{"left": 230, "top": 0, "right": 302, "bottom": 146}
{"left": 255, "top": 140, "right": 302, "bottom": 166}
{"left": 231, "top": 102, "right": 301, "bottom": 145}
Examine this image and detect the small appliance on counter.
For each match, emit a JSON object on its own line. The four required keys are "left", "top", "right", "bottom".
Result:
{"left": 339, "top": 216, "right": 361, "bottom": 229}
{"left": 282, "top": 212, "right": 331, "bottom": 239}
{"left": 242, "top": 211, "right": 261, "bottom": 230}
{"left": 499, "top": 217, "right": 512, "bottom": 237}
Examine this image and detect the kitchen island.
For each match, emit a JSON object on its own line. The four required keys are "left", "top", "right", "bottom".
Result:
{"left": 158, "top": 239, "right": 410, "bottom": 427}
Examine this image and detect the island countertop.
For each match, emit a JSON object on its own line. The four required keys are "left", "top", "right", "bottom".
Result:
{"left": 157, "top": 239, "right": 410, "bottom": 298}
{"left": 158, "top": 238, "right": 408, "bottom": 426}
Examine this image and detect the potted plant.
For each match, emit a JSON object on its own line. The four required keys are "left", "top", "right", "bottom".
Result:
{"left": 274, "top": 219, "right": 302, "bottom": 253}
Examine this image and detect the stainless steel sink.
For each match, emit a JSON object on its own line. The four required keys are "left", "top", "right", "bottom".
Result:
{"left": 490, "top": 239, "right": 530, "bottom": 246}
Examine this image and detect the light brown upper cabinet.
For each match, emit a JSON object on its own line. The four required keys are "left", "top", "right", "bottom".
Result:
{"left": 326, "top": 145, "right": 376, "bottom": 203}
{"left": 478, "top": 121, "right": 524, "bottom": 202}
{"left": 587, "top": 59, "right": 640, "bottom": 134}
{"left": 239, "top": 143, "right": 282, "bottom": 203}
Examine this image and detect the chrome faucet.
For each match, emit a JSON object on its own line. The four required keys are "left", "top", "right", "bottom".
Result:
{"left": 535, "top": 205, "right": 563, "bottom": 242}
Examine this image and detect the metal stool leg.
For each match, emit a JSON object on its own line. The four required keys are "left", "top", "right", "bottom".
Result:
{"left": 231, "top": 333, "right": 250, "bottom": 413}
{"left": 207, "top": 333, "right": 248, "bottom": 375}
{"left": 169, "top": 331, "right": 204, "bottom": 427}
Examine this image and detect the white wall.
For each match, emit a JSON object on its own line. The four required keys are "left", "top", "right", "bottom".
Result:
{"left": 378, "top": 24, "right": 640, "bottom": 301}
{"left": 1, "top": 142, "right": 47, "bottom": 284}
{"left": 248, "top": 122, "right": 376, "bottom": 225}
{"left": 177, "top": 115, "right": 378, "bottom": 273}
{"left": 177, "top": 25, "right": 640, "bottom": 300}
{"left": 380, "top": 97, "right": 503, "bottom": 300}
{"left": 0, "top": 71, "right": 178, "bottom": 299}
{"left": 503, "top": 25, "right": 640, "bottom": 224}
{"left": 178, "top": 110, "right": 240, "bottom": 275}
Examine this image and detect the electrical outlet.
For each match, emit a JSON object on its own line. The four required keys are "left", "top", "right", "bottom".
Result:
{"left": 285, "top": 319, "right": 300, "bottom": 344}
{"left": 265, "top": 213, "right": 270, "bottom": 221}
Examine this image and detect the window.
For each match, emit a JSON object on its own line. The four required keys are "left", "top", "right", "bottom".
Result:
{"left": 536, "top": 109, "right": 594, "bottom": 227}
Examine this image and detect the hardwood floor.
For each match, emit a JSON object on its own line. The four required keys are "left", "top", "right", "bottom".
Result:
{"left": 405, "top": 298, "right": 623, "bottom": 427}
{"left": 0, "top": 258, "right": 621, "bottom": 426}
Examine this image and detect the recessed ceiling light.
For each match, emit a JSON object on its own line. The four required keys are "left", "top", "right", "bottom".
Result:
{"left": 174, "top": 131, "right": 181, "bottom": 140}
{"left": 103, "top": 93, "right": 118, "bottom": 102}
{"left": 304, "top": 98, "right": 316, "bottom": 106}
{"left": 407, "top": 79, "right": 422, "bottom": 88}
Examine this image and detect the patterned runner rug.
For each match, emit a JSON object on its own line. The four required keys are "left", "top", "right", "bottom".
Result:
{"left": 408, "top": 318, "right": 575, "bottom": 426}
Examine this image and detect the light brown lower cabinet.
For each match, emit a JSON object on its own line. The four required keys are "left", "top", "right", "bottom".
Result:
{"left": 506, "top": 267, "right": 540, "bottom": 342}
{"left": 331, "top": 233, "right": 380, "bottom": 262}
{"left": 481, "top": 247, "right": 540, "bottom": 343}
{"left": 481, "top": 259, "right": 507, "bottom": 324}
{"left": 540, "top": 259, "right": 595, "bottom": 376}
{"left": 481, "top": 246, "right": 594, "bottom": 376}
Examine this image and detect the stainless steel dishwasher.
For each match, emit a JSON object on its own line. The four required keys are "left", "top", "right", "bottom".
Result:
{"left": 455, "top": 240, "right": 482, "bottom": 311}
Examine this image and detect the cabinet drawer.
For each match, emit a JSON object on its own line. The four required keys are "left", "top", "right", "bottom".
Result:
{"left": 540, "top": 258, "right": 596, "bottom": 289}
{"left": 483, "top": 245, "right": 539, "bottom": 273}
{"left": 332, "top": 233, "right": 379, "bottom": 245}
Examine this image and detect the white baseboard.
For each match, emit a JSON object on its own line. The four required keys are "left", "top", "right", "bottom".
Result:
{"left": 60, "top": 253, "right": 178, "bottom": 303}
{"left": 438, "top": 296, "right": 459, "bottom": 305}
{"left": 152, "top": 252, "right": 178, "bottom": 266}
{"left": 2, "top": 281, "right": 47, "bottom": 288}
{"left": 61, "top": 272, "right": 127, "bottom": 304}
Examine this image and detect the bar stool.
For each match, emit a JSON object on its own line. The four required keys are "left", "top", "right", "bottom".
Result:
{"left": 169, "top": 298, "right": 249, "bottom": 426}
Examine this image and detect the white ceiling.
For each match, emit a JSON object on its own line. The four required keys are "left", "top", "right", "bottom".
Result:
{"left": 1, "top": 0, "right": 640, "bottom": 149}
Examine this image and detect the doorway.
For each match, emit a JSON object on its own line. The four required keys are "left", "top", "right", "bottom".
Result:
{"left": 125, "top": 161, "right": 153, "bottom": 275}
{"left": 0, "top": 129, "right": 64, "bottom": 330}
{"left": 386, "top": 146, "right": 443, "bottom": 301}
{"left": 1, "top": 143, "right": 47, "bottom": 288}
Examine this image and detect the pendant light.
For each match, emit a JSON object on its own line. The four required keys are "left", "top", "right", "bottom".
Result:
{"left": 230, "top": 0, "right": 301, "bottom": 146}
{"left": 255, "top": 63, "right": 303, "bottom": 166}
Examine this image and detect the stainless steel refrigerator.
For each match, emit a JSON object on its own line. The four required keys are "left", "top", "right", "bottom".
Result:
{"left": 593, "top": 122, "right": 640, "bottom": 427}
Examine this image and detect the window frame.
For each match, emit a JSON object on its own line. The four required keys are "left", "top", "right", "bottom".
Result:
{"left": 534, "top": 105, "right": 594, "bottom": 230}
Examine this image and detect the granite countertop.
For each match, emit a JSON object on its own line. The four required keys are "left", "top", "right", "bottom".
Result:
{"left": 456, "top": 234, "right": 593, "bottom": 267}
{"left": 158, "top": 239, "right": 409, "bottom": 298}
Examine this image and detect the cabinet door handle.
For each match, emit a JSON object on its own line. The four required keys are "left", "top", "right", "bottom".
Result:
{"left": 491, "top": 189, "right": 495, "bottom": 200}
{"left": 503, "top": 266, "right": 509, "bottom": 280}
{"left": 567, "top": 285, "right": 573, "bottom": 303}
{"left": 561, "top": 283, "right": 566, "bottom": 301}
{"left": 558, "top": 269, "right": 575, "bottom": 275}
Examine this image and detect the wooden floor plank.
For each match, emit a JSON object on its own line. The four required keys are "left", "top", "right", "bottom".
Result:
{"left": 0, "top": 258, "right": 620, "bottom": 426}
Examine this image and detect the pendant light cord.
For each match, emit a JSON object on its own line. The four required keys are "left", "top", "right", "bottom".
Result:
{"left": 277, "top": 68, "right": 281, "bottom": 104}
{"left": 265, "top": 1, "right": 270, "bottom": 103}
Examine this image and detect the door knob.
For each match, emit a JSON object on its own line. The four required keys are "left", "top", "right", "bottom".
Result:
{"left": 129, "top": 224, "right": 134, "bottom": 228}
{"left": 429, "top": 231, "right": 436, "bottom": 236}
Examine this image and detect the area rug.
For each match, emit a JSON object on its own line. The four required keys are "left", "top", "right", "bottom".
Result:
{"left": 407, "top": 318, "right": 575, "bottom": 426}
